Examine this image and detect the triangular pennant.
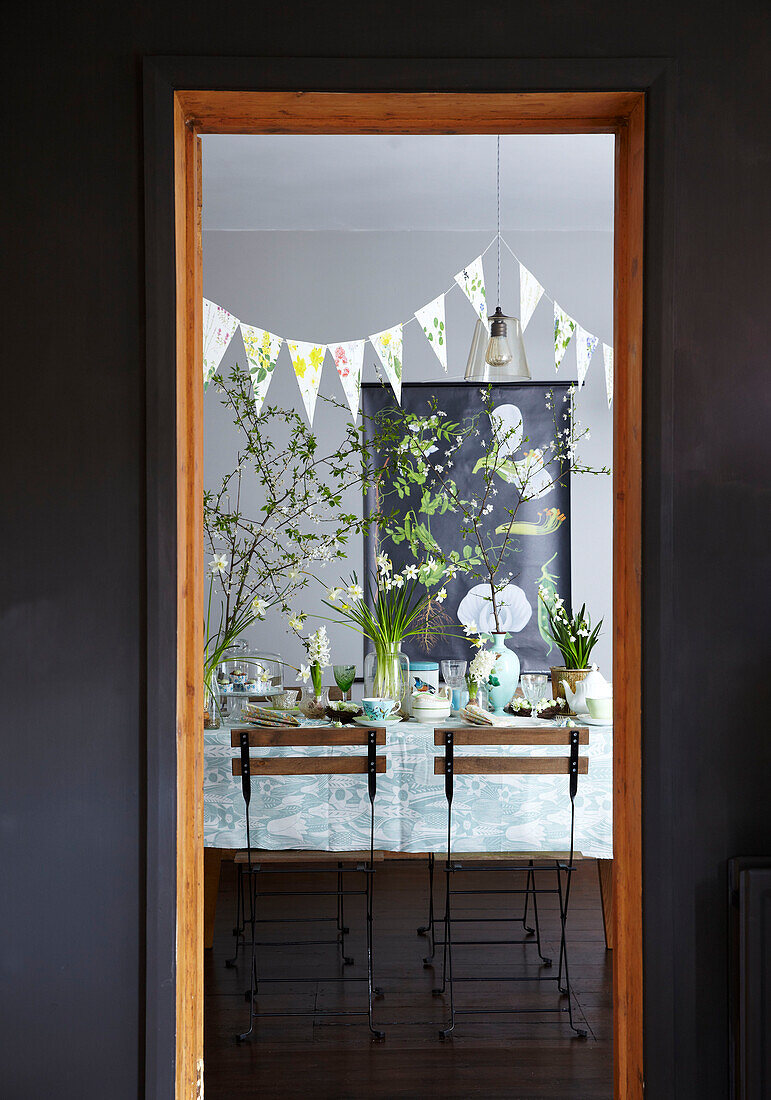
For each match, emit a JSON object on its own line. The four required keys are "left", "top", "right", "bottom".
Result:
{"left": 203, "top": 299, "right": 240, "bottom": 388}
{"left": 519, "top": 264, "right": 544, "bottom": 331}
{"left": 330, "top": 340, "right": 365, "bottom": 418}
{"left": 554, "top": 302, "right": 576, "bottom": 371}
{"left": 454, "top": 257, "right": 487, "bottom": 323}
{"left": 575, "top": 324, "right": 600, "bottom": 388}
{"left": 287, "top": 340, "right": 326, "bottom": 425}
{"left": 369, "top": 324, "right": 403, "bottom": 403}
{"left": 240, "top": 324, "right": 283, "bottom": 415}
{"left": 414, "top": 294, "right": 447, "bottom": 371}
{"left": 603, "top": 343, "right": 614, "bottom": 407}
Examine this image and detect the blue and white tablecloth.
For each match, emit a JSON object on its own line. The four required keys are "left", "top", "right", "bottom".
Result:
{"left": 203, "top": 720, "right": 613, "bottom": 859}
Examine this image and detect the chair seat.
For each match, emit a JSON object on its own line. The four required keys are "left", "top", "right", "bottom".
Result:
{"left": 234, "top": 849, "right": 384, "bottom": 864}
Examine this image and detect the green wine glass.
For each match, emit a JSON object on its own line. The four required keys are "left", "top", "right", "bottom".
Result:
{"left": 333, "top": 663, "right": 356, "bottom": 701}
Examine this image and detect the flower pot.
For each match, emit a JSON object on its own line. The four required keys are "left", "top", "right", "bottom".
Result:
{"left": 550, "top": 666, "right": 590, "bottom": 713}
{"left": 486, "top": 633, "right": 521, "bottom": 716}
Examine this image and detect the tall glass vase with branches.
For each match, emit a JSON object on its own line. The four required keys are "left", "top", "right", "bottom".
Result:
{"left": 203, "top": 363, "right": 385, "bottom": 714}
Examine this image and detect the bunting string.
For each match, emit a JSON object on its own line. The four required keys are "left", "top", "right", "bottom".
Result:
{"left": 204, "top": 234, "right": 613, "bottom": 419}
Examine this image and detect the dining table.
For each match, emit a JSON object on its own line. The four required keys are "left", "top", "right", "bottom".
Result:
{"left": 202, "top": 715, "right": 614, "bottom": 948}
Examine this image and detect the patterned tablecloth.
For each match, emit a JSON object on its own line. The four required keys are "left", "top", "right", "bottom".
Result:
{"left": 203, "top": 719, "right": 613, "bottom": 859}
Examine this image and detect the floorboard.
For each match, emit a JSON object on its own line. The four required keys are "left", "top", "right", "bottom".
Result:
{"left": 204, "top": 858, "right": 612, "bottom": 1098}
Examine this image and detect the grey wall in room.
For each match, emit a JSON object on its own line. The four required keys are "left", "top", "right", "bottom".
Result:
{"left": 204, "top": 227, "right": 613, "bottom": 678}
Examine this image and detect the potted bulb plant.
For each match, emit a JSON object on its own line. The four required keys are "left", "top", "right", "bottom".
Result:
{"left": 538, "top": 586, "right": 603, "bottom": 710}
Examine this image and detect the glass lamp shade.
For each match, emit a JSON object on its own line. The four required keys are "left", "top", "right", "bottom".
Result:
{"left": 464, "top": 314, "right": 531, "bottom": 382}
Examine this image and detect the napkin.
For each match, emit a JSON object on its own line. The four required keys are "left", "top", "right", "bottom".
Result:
{"left": 242, "top": 704, "right": 300, "bottom": 727}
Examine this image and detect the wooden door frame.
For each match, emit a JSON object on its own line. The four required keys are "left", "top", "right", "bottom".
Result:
{"left": 149, "top": 79, "right": 646, "bottom": 1098}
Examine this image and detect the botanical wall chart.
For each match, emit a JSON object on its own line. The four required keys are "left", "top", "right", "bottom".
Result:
{"left": 362, "top": 382, "right": 572, "bottom": 670}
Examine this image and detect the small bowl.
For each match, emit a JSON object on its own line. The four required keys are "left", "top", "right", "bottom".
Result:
{"left": 325, "top": 701, "right": 363, "bottom": 724}
{"left": 273, "top": 689, "right": 299, "bottom": 710}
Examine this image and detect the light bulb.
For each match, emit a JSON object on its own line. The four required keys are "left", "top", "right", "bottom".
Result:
{"left": 485, "top": 307, "right": 513, "bottom": 367}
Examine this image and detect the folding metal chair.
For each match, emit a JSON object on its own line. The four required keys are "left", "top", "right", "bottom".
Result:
{"left": 230, "top": 724, "right": 387, "bottom": 1041}
{"left": 431, "top": 724, "right": 589, "bottom": 1039}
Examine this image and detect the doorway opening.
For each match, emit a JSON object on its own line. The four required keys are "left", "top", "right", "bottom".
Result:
{"left": 165, "top": 90, "right": 643, "bottom": 1099}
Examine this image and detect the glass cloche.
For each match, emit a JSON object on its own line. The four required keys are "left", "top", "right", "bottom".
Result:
{"left": 215, "top": 649, "right": 283, "bottom": 722}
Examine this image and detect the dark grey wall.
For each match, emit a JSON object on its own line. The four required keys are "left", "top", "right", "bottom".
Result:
{"left": 2, "top": 4, "right": 769, "bottom": 1098}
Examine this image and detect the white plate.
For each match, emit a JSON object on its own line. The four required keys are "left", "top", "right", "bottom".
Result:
{"left": 582, "top": 715, "right": 612, "bottom": 726}
{"left": 353, "top": 715, "right": 404, "bottom": 728}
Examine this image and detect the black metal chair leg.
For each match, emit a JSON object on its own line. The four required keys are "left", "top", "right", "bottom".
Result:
{"left": 422, "top": 854, "right": 437, "bottom": 965}
{"left": 529, "top": 861, "right": 552, "bottom": 967}
{"left": 338, "top": 863, "right": 354, "bottom": 965}
{"left": 438, "top": 864, "right": 455, "bottom": 1039}
{"left": 366, "top": 868, "right": 385, "bottom": 1039}
{"left": 521, "top": 864, "right": 535, "bottom": 935}
{"left": 236, "top": 913, "right": 258, "bottom": 1042}
{"left": 226, "top": 863, "right": 245, "bottom": 968}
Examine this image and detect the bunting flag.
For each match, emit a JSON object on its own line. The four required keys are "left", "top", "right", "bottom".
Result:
{"left": 330, "top": 340, "right": 365, "bottom": 418}
{"left": 287, "top": 340, "right": 326, "bottom": 425}
{"left": 369, "top": 324, "right": 403, "bottom": 403}
{"left": 203, "top": 298, "right": 240, "bottom": 387}
{"left": 240, "top": 324, "right": 283, "bottom": 414}
{"left": 554, "top": 302, "right": 576, "bottom": 372}
{"left": 603, "top": 343, "right": 614, "bottom": 407}
{"left": 575, "top": 324, "right": 600, "bottom": 388}
{"left": 519, "top": 264, "right": 545, "bottom": 331}
{"left": 414, "top": 294, "right": 447, "bottom": 371}
{"left": 454, "top": 256, "right": 487, "bottom": 323}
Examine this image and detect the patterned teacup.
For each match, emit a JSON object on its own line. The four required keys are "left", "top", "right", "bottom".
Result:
{"left": 361, "top": 697, "right": 398, "bottom": 721}
{"left": 273, "top": 689, "right": 299, "bottom": 710}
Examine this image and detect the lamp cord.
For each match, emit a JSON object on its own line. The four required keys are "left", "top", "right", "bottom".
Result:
{"left": 497, "top": 134, "right": 501, "bottom": 307}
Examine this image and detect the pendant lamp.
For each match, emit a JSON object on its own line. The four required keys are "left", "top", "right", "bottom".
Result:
{"left": 465, "top": 136, "right": 530, "bottom": 382}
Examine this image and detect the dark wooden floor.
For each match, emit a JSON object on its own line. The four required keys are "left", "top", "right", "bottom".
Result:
{"left": 204, "top": 859, "right": 612, "bottom": 1099}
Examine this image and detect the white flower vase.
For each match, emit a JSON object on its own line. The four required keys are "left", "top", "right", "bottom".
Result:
{"left": 486, "top": 633, "right": 520, "bottom": 715}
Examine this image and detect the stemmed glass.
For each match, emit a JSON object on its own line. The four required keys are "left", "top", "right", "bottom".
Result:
{"left": 520, "top": 673, "right": 549, "bottom": 719}
{"left": 440, "top": 659, "right": 468, "bottom": 715}
{"left": 333, "top": 664, "right": 357, "bottom": 702}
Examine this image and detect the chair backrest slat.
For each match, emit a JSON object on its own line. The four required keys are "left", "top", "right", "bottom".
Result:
{"left": 433, "top": 727, "right": 589, "bottom": 747}
{"left": 232, "top": 726, "right": 385, "bottom": 748}
{"left": 433, "top": 756, "right": 588, "bottom": 776}
{"left": 233, "top": 757, "right": 387, "bottom": 777}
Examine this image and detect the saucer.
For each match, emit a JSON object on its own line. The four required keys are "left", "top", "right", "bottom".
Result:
{"left": 353, "top": 715, "right": 403, "bottom": 728}
{"left": 582, "top": 715, "right": 612, "bottom": 726}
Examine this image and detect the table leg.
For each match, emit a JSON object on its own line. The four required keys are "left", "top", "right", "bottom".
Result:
{"left": 597, "top": 858, "right": 613, "bottom": 950}
{"left": 204, "top": 848, "right": 224, "bottom": 950}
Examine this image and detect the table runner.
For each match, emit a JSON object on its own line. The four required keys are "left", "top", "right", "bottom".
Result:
{"left": 203, "top": 720, "right": 612, "bottom": 858}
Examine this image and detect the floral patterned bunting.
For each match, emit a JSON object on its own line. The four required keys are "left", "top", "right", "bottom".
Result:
{"left": 454, "top": 256, "right": 487, "bottom": 323}
{"left": 553, "top": 302, "right": 576, "bottom": 372}
{"left": 287, "top": 340, "right": 327, "bottom": 425}
{"left": 603, "top": 343, "right": 614, "bottom": 407}
{"left": 330, "top": 340, "right": 365, "bottom": 418}
{"left": 240, "top": 323, "right": 283, "bottom": 414}
{"left": 203, "top": 299, "right": 240, "bottom": 388}
{"left": 414, "top": 294, "right": 447, "bottom": 371}
{"left": 519, "top": 263, "right": 544, "bottom": 331}
{"left": 369, "top": 324, "right": 403, "bottom": 403}
{"left": 575, "top": 324, "right": 599, "bottom": 388}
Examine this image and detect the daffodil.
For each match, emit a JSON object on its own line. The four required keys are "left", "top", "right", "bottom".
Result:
{"left": 299, "top": 664, "right": 311, "bottom": 683}
{"left": 209, "top": 554, "right": 228, "bottom": 574}
{"left": 346, "top": 583, "right": 363, "bottom": 600}
{"left": 251, "top": 596, "right": 267, "bottom": 617}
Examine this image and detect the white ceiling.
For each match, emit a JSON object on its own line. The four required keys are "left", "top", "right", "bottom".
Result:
{"left": 201, "top": 134, "right": 615, "bottom": 233}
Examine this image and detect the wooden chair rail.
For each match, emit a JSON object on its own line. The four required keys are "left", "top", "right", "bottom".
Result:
{"left": 232, "top": 726, "right": 386, "bottom": 747}
{"left": 434, "top": 756, "right": 589, "bottom": 776}
{"left": 232, "top": 757, "right": 387, "bottom": 777}
{"left": 433, "top": 726, "right": 589, "bottom": 746}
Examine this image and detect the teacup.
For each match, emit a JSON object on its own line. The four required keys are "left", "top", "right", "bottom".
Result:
{"left": 361, "top": 697, "right": 398, "bottom": 721}
{"left": 273, "top": 689, "right": 299, "bottom": 710}
{"left": 586, "top": 695, "right": 612, "bottom": 721}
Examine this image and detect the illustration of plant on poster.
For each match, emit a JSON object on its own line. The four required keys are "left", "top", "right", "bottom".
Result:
{"left": 361, "top": 382, "right": 572, "bottom": 670}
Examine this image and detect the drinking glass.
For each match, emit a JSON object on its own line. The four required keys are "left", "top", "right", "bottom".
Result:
{"left": 333, "top": 663, "right": 357, "bottom": 701}
{"left": 440, "top": 659, "right": 468, "bottom": 715}
{"left": 520, "top": 673, "right": 549, "bottom": 719}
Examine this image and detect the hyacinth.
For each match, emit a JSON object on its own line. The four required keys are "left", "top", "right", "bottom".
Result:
{"left": 307, "top": 625, "right": 331, "bottom": 668}
{"left": 468, "top": 647, "right": 497, "bottom": 684}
